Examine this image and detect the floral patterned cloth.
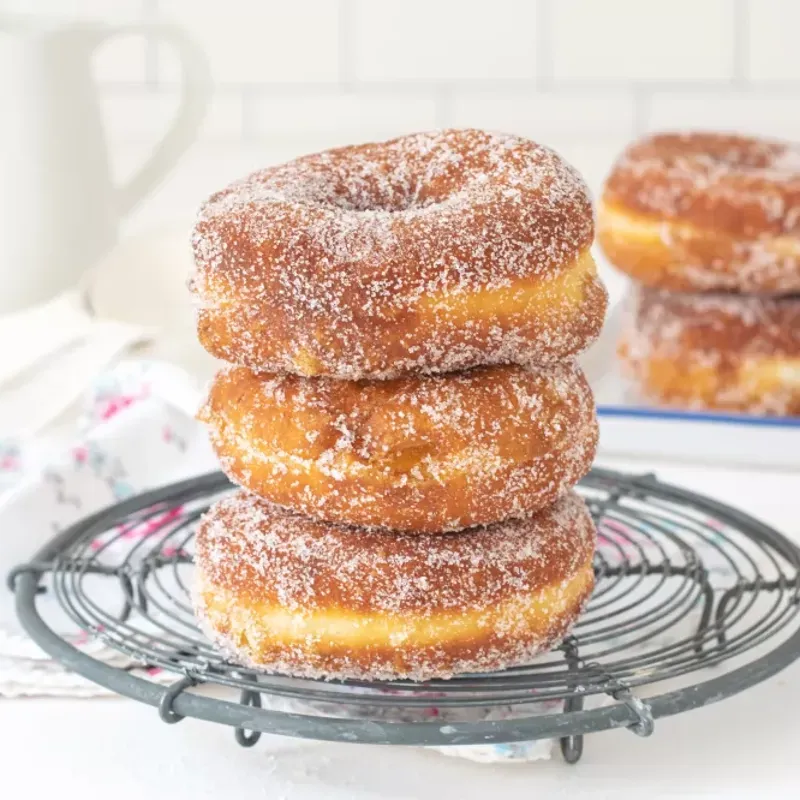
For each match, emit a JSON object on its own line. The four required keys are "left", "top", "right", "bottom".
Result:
{"left": 0, "top": 361, "right": 215, "bottom": 694}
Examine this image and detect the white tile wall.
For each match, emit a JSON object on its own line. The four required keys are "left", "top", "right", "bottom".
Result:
{"left": 45, "top": 0, "right": 799, "bottom": 230}
{"left": 646, "top": 90, "right": 800, "bottom": 139}
{"left": 746, "top": 0, "right": 800, "bottom": 81}
{"left": 158, "top": 0, "right": 340, "bottom": 84}
{"left": 551, "top": 0, "right": 735, "bottom": 82}
{"left": 248, "top": 90, "right": 438, "bottom": 155}
{"left": 447, "top": 90, "right": 636, "bottom": 139}
{"left": 1, "top": 0, "right": 143, "bottom": 16}
{"left": 351, "top": 0, "right": 539, "bottom": 82}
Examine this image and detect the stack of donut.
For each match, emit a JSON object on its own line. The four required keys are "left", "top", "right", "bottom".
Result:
{"left": 599, "top": 132, "right": 800, "bottom": 416}
{"left": 189, "top": 129, "right": 608, "bottom": 681}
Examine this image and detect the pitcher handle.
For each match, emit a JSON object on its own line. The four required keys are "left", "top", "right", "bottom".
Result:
{"left": 92, "top": 23, "right": 212, "bottom": 217}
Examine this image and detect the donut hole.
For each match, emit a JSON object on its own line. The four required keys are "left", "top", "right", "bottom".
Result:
{"left": 277, "top": 162, "right": 430, "bottom": 215}
{"left": 272, "top": 143, "right": 485, "bottom": 214}
{"left": 326, "top": 175, "right": 424, "bottom": 214}
{"left": 326, "top": 187, "right": 420, "bottom": 214}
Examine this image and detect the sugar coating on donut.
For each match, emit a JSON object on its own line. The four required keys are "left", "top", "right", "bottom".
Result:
{"left": 601, "top": 132, "right": 800, "bottom": 293}
{"left": 193, "top": 128, "right": 592, "bottom": 285}
{"left": 623, "top": 289, "right": 800, "bottom": 360}
{"left": 190, "top": 129, "right": 604, "bottom": 378}
{"left": 201, "top": 362, "right": 598, "bottom": 531}
{"left": 193, "top": 490, "right": 595, "bottom": 680}
{"left": 605, "top": 132, "right": 800, "bottom": 234}
{"left": 196, "top": 491, "right": 594, "bottom": 613}
{"left": 620, "top": 288, "right": 800, "bottom": 415}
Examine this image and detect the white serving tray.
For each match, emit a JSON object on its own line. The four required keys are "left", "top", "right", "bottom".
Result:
{"left": 579, "top": 289, "right": 800, "bottom": 472}
{"left": 596, "top": 403, "right": 800, "bottom": 471}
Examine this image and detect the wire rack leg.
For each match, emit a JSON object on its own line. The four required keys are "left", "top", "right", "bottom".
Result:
{"left": 235, "top": 690, "right": 263, "bottom": 747}
{"left": 560, "top": 695, "right": 584, "bottom": 764}
{"left": 158, "top": 676, "right": 196, "bottom": 724}
{"left": 559, "top": 637, "right": 584, "bottom": 764}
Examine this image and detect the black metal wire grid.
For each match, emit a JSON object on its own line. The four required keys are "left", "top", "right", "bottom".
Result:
{"left": 10, "top": 467, "right": 800, "bottom": 762}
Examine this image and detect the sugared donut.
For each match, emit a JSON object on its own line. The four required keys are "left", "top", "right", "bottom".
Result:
{"left": 194, "top": 490, "right": 596, "bottom": 681}
{"left": 619, "top": 288, "right": 800, "bottom": 416}
{"left": 199, "top": 361, "right": 597, "bottom": 533}
{"left": 191, "top": 129, "right": 607, "bottom": 379}
{"left": 599, "top": 132, "right": 800, "bottom": 293}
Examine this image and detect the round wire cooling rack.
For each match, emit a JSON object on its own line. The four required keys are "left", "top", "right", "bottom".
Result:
{"left": 10, "top": 467, "right": 800, "bottom": 763}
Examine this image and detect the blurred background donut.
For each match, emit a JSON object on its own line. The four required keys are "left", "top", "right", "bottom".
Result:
{"left": 599, "top": 132, "right": 800, "bottom": 295}
{"left": 619, "top": 288, "right": 800, "bottom": 415}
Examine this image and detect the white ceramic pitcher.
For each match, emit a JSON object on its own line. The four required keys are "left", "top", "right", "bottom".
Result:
{"left": 0, "top": 16, "right": 211, "bottom": 313}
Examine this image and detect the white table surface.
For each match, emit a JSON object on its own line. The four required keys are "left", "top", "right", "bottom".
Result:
{"left": 1, "top": 456, "right": 798, "bottom": 799}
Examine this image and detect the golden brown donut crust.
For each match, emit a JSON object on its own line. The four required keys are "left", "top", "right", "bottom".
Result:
{"left": 199, "top": 362, "right": 598, "bottom": 532}
{"left": 193, "top": 490, "right": 596, "bottom": 681}
{"left": 619, "top": 288, "right": 800, "bottom": 415}
{"left": 599, "top": 132, "right": 800, "bottom": 293}
{"left": 191, "top": 129, "right": 607, "bottom": 379}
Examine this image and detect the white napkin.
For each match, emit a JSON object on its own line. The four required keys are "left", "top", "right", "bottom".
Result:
{"left": 0, "top": 293, "right": 152, "bottom": 439}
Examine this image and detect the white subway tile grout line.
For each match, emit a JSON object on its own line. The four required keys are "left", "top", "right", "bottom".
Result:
{"left": 631, "top": 88, "right": 651, "bottom": 137}
{"left": 344, "top": 78, "right": 547, "bottom": 91}
{"left": 732, "top": 0, "right": 749, "bottom": 86}
{"left": 237, "top": 84, "right": 444, "bottom": 102}
{"left": 338, "top": 0, "right": 356, "bottom": 89}
{"left": 102, "top": 79, "right": 800, "bottom": 97}
{"left": 529, "top": 79, "right": 751, "bottom": 91}
{"left": 535, "top": 0, "right": 553, "bottom": 89}
{"left": 239, "top": 86, "right": 260, "bottom": 143}
{"left": 434, "top": 87, "right": 453, "bottom": 129}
